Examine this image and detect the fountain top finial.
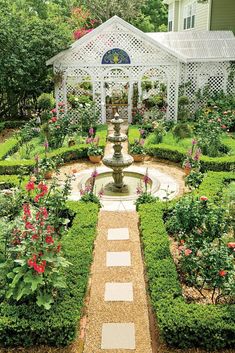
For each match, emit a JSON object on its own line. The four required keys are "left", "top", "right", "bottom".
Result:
{"left": 114, "top": 112, "right": 119, "bottom": 119}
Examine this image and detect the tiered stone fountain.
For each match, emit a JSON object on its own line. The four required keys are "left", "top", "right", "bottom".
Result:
{"left": 102, "top": 112, "right": 133, "bottom": 192}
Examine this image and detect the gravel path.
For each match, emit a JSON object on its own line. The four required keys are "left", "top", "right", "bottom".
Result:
{"left": 83, "top": 211, "right": 153, "bottom": 353}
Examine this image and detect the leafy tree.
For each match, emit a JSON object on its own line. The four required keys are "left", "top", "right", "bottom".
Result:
{"left": 141, "top": 0, "right": 168, "bottom": 31}
{"left": 0, "top": 0, "right": 71, "bottom": 119}
{"left": 80, "top": 0, "right": 146, "bottom": 23}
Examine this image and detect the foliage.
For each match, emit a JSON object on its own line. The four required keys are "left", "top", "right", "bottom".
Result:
{"left": 135, "top": 169, "right": 158, "bottom": 210}
{"left": 79, "top": 168, "right": 102, "bottom": 207}
{"left": 37, "top": 93, "right": 55, "bottom": 111}
{"left": 138, "top": 202, "right": 235, "bottom": 350}
{"left": 173, "top": 122, "right": 192, "bottom": 140}
{"left": 195, "top": 112, "right": 231, "bottom": 157}
{"left": 178, "top": 95, "right": 190, "bottom": 121}
{"left": 185, "top": 170, "right": 204, "bottom": 190}
{"left": 182, "top": 139, "right": 201, "bottom": 169}
{"left": 86, "top": 128, "right": 103, "bottom": 156}
{"left": 151, "top": 120, "right": 166, "bottom": 144}
{"left": 0, "top": 0, "right": 71, "bottom": 119}
{"left": 166, "top": 195, "right": 234, "bottom": 303}
{"left": 1, "top": 175, "right": 73, "bottom": 310}
{"left": 130, "top": 138, "right": 145, "bottom": 155}
{"left": 0, "top": 201, "right": 99, "bottom": 346}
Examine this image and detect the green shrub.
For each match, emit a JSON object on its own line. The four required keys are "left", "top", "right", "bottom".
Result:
{"left": 173, "top": 123, "right": 192, "bottom": 140}
{"left": 128, "top": 125, "right": 140, "bottom": 146}
{"left": 0, "top": 202, "right": 99, "bottom": 347}
{"left": 0, "top": 138, "right": 19, "bottom": 160}
{"left": 138, "top": 202, "right": 235, "bottom": 350}
{"left": 37, "top": 93, "right": 55, "bottom": 111}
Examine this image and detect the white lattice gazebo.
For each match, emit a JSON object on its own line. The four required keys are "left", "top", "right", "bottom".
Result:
{"left": 47, "top": 16, "right": 235, "bottom": 123}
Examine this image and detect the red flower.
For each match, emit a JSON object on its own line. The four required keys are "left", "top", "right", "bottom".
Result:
{"left": 45, "top": 235, "right": 54, "bottom": 244}
{"left": 51, "top": 117, "right": 57, "bottom": 123}
{"left": 40, "top": 207, "right": 48, "bottom": 219}
{"left": 38, "top": 182, "right": 48, "bottom": 194}
{"left": 51, "top": 108, "right": 57, "bottom": 114}
{"left": 57, "top": 243, "right": 61, "bottom": 253}
{"left": 58, "top": 102, "right": 64, "bottom": 107}
{"left": 227, "top": 242, "right": 235, "bottom": 249}
{"left": 219, "top": 270, "right": 227, "bottom": 277}
{"left": 184, "top": 249, "right": 192, "bottom": 256}
{"left": 46, "top": 225, "right": 54, "bottom": 234}
{"left": 31, "top": 234, "right": 39, "bottom": 241}
{"left": 200, "top": 196, "right": 208, "bottom": 201}
{"left": 26, "top": 181, "right": 35, "bottom": 192}
{"left": 221, "top": 125, "right": 227, "bottom": 129}
{"left": 33, "top": 263, "right": 45, "bottom": 273}
{"left": 27, "top": 258, "right": 35, "bottom": 268}
{"left": 23, "top": 203, "right": 31, "bottom": 217}
{"left": 25, "top": 222, "right": 34, "bottom": 230}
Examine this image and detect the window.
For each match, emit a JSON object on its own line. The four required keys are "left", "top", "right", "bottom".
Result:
{"left": 183, "top": 2, "right": 196, "bottom": 30}
{"left": 168, "top": 7, "right": 173, "bottom": 32}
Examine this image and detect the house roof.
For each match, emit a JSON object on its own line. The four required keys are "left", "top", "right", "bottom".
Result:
{"left": 47, "top": 16, "right": 235, "bottom": 66}
{"left": 147, "top": 31, "right": 235, "bottom": 62}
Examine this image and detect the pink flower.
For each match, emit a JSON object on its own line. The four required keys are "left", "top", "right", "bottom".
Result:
{"left": 23, "top": 204, "right": 31, "bottom": 217}
{"left": 217, "top": 118, "right": 221, "bottom": 122}
{"left": 227, "top": 242, "right": 235, "bottom": 249}
{"left": 221, "top": 125, "right": 227, "bottom": 129}
{"left": 91, "top": 169, "right": 98, "bottom": 178}
{"left": 98, "top": 186, "right": 104, "bottom": 198}
{"left": 192, "top": 139, "right": 197, "bottom": 145}
{"left": 89, "top": 127, "right": 94, "bottom": 136}
{"left": 58, "top": 102, "right": 64, "bottom": 107}
{"left": 184, "top": 249, "right": 192, "bottom": 256}
{"left": 200, "top": 196, "right": 208, "bottom": 201}
{"left": 51, "top": 108, "right": 57, "bottom": 114}
{"left": 136, "top": 185, "right": 143, "bottom": 195}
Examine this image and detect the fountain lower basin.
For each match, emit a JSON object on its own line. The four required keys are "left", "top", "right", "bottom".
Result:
{"left": 69, "top": 166, "right": 179, "bottom": 210}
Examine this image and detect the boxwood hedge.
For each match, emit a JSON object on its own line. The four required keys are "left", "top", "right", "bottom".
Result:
{"left": 139, "top": 172, "right": 235, "bottom": 350}
{"left": 128, "top": 125, "right": 235, "bottom": 171}
{"left": 0, "top": 202, "right": 99, "bottom": 347}
{"left": 0, "top": 125, "right": 108, "bottom": 175}
{"left": 139, "top": 201, "right": 235, "bottom": 350}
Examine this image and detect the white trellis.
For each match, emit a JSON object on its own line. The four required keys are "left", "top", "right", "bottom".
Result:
{"left": 47, "top": 16, "right": 235, "bottom": 123}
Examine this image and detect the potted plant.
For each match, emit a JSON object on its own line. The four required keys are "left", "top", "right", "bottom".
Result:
{"left": 86, "top": 129, "right": 103, "bottom": 163}
{"left": 38, "top": 157, "right": 59, "bottom": 179}
{"left": 130, "top": 138, "right": 145, "bottom": 162}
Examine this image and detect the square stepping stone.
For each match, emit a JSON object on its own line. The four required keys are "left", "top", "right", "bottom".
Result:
{"left": 107, "top": 227, "right": 129, "bottom": 240}
{"left": 104, "top": 282, "right": 133, "bottom": 301}
{"left": 101, "top": 323, "right": 135, "bottom": 349}
{"left": 106, "top": 251, "right": 131, "bottom": 267}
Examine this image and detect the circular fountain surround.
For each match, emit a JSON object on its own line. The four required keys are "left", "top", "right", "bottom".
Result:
{"left": 69, "top": 165, "right": 179, "bottom": 211}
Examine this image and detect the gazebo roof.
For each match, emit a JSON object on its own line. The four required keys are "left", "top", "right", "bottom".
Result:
{"left": 147, "top": 31, "right": 235, "bottom": 62}
{"left": 47, "top": 16, "right": 235, "bottom": 66}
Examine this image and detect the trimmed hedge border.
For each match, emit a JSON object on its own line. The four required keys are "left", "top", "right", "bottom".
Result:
{"left": 0, "top": 201, "right": 99, "bottom": 347}
{"left": 128, "top": 126, "right": 235, "bottom": 171}
{"left": 139, "top": 172, "right": 235, "bottom": 350}
{"left": 0, "top": 125, "right": 108, "bottom": 175}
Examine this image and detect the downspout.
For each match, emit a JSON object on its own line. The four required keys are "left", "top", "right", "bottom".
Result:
{"left": 208, "top": 0, "right": 213, "bottom": 30}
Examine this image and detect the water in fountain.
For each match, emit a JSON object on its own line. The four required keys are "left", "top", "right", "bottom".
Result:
{"left": 102, "top": 112, "right": 133, "bottom": 193}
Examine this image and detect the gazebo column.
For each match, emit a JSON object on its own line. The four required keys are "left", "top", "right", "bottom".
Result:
{"left": 137, "top": 80, "right": 142, "bottom": 103}
{"left": 100, "top": 80, "right": 106, "bottom": 123}
{"left": 128, "top": 81, "right": 133, "bottom": 124}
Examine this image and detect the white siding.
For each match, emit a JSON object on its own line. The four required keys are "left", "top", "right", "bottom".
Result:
{"left": 195, "top": 2, "right": 210, "bottom": 30}
{"left": 178, "top": 0, "right": 210, "bottom": 31}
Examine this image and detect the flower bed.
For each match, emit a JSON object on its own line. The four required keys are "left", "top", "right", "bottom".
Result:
{"left": 138, "top": 171, "right": 235, "bottom": 350}
{"left": 0, "top": 201, "right": 99, "bottom": 347}
{"left": 128, "top": 125, "right": 235, "bottom": 171}
{"left": 0, "top": 125, "right": 108, "bottom": 175}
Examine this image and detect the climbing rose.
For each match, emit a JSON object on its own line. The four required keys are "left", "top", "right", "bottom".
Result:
{"left": 200, "top": 196, "right": 208, "bottom": 201}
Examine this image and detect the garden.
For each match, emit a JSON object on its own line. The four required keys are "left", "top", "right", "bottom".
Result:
{"left": 0, "top": 1, "right": 235, "bottom": 351}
